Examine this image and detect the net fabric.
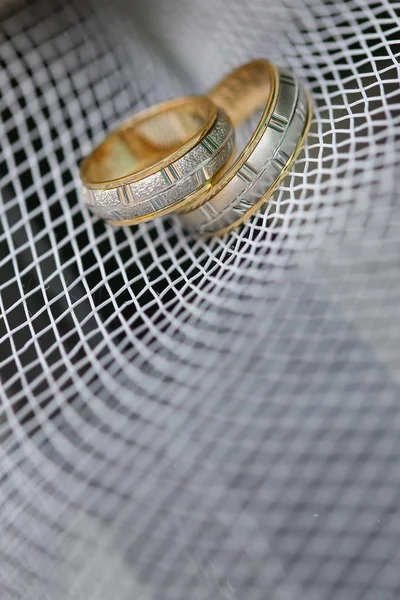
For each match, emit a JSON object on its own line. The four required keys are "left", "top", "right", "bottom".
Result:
{"left": 1, "top": 0, "right": 400, "bottom": 599}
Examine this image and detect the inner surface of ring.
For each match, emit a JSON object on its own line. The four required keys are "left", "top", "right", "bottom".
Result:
{"left": 208, "top": 59, "right": 272, "bottom": 128}
{"left": 81, "top": 98, "right": 215, "bottom": 185}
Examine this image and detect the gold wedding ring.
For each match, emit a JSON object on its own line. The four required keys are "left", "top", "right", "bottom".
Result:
{"left": 178, "top": 60, "right": 312, "bottom": 234}
{"left": 79, "top": 59, "right": 312, "bottom": 235}
{"left": 80, "top": 96, "right": 236, "bottom": 224}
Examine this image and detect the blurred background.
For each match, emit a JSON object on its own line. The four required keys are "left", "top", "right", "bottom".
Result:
{"left": 1, "top": 0, "right": 400, "bottom": 599}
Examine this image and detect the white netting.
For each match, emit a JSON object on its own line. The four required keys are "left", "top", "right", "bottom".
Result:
{"left": 1, "top": 0, "right": 400, "bottom": 598}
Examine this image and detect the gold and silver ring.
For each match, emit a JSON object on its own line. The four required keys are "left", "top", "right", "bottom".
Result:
{"left": 79, "top": 59, "right": 312, "bottom": 235}
{"left": 80, "top": 97, "right": 235, "bottom": 224}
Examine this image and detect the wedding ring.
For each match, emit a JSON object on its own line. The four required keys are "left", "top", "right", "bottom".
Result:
{"left": 177, "top": 60, "right": 312, "bottom": 235}
{"left": 80, "top": 96, "right": 235, "bottom": 224}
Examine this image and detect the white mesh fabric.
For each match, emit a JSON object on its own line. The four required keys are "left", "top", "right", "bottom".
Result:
{"left": 1, "top": 1, "right": 400, "bottom": 599}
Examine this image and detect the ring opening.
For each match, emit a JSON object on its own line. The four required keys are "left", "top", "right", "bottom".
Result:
{"left": 80, "top": 96, "right": 216, "bottom": 187}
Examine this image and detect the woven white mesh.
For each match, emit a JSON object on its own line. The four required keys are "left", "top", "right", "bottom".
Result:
{"left": 1, "top": 0, "right": 400, "bottom": 598}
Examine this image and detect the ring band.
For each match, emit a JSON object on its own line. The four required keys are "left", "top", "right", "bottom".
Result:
{"left": 177, "top": 60, "right": 312, "bottom": 235}
{"left": 79, "top": 59, "right": 312, "bottom": 234}
{"left": 80, "top": 96, "right": 235, "bottom": 224}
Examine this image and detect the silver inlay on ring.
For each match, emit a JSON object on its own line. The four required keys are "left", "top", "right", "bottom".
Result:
{"left": 82, "top": 110, "right": 235, "bottom": 223}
